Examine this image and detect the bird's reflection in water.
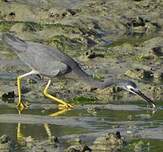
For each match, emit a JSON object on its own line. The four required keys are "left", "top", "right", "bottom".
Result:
{"left": 16, "top": 108, "right": 70, "bottom": 144}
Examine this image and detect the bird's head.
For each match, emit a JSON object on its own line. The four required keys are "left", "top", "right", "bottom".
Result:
{"left": 118, "top": 80, "right": 156, "bottom": 108}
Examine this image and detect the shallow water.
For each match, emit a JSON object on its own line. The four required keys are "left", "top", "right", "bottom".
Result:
{"left": 0, "top": 102, "right": 163, "bottom": 151}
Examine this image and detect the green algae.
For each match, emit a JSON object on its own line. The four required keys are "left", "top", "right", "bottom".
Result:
{"left": 48, "top": 35, "right": 85, "bottom": 56}
{"left": 22, "top": 22, "right": 44, "bottom": 32}
{"left": 71, "top": 96, "right": 97, "bottom": 104}
{"left": 122, "top": 140, "right": 150, "bottom": 152}
{"left": 0, "top": 21, "right": 13, "bottom": 32}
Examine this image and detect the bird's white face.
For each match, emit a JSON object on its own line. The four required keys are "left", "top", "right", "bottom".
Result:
{"left": 126, "top": 84, "right": 139, "bottom": 94}
{"left": 119, "top": 81, "right": 139, "bottom": 95}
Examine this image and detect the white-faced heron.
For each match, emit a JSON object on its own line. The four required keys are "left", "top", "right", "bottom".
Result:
{"left": 2, "top": 33, "right": 156, "bottom": 110}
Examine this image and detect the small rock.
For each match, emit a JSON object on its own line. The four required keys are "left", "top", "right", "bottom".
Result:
{"left": 2, "top": 91, "right": 15, "bottom": 103}
{"left": 66, "top": 144, "right": 91, "bottom": 152}
{"left": 0, "top": 135, "right": 15, "bottom": 152}
{"left": 66, "top": 9, "right": 79, "bottom": 16}
{"left": 49, "top": 135, "right": 59, "bottom": 146}
{"left": 123, "top": 16, "right": 159, "bottom": 35}
{"left": 91, "top": 132, "right": 125, "bottom": 152}
{"left": 84, "top": 50, "right": 104, "bottom": 59}
{"left": 25, "top": 136, "right": 34, "bottom": 148}
{"left": 154, "top": 71, "right": 163, "bottom": 81}
{"left": 125, "top": 68, "right": 153, "bottom": 80}
{"left": 87, "top": 106, "right": 97, "bottom": 116}
{"left": 134, "top": 140, "right": 145, "bottom": 152}
{"left": 152, "top": 46, "right": 163, "bottom": 56}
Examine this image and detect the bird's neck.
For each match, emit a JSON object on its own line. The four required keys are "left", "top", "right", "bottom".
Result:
{"left": 72, "top": 66, "right": 115, "bottom": 89}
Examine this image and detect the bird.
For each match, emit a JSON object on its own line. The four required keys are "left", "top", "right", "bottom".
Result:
{"left": 2, "top": 33, "right": 156, "bottom": 110}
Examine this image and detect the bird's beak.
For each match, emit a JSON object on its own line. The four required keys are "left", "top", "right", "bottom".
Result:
{"left": 132, "top": 89, "right": 156, "bottom": 108}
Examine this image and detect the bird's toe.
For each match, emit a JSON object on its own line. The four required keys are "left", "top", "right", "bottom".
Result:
{"left": 58, "top": 103, "right": 73, "bottom": 110}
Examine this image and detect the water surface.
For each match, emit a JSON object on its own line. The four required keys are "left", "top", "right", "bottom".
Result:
{"left": 0, "top": 102, "right": 163, "bottom": 151}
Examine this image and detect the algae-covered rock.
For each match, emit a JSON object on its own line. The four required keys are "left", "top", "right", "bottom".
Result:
{"left": 151, "top": 46, "right": 163, "bottom": 57}
{"left": 65, "top": 144, "right": 91, "bottom": 152}
{"left": 48, "top": 35, "right": 85, "bottom": 54}
{"left": 83, "top": 50, "right": 104, "bottom": 59}
{"left": 0, "top": 22, "right": 13, "bottom": 32}
{"left": 124, "top": 140, "right": 150, "bottom": 152}
{"left": 125, "top": 68, "right": 153, "bottom": 80}
{"left": 154, "top": 71, "right": 163, "bottom": 82}
{"left": 151, "top": 86, "right": 163, "bottom": 101}
{"left": 91, "top": 132, "right": 125, "bottom": 152}
{"left": 1, "top": 91, "right": 15, "bottom": 103}
{"left": 120, "top": 16, "right": 160, "bottom": 35}
{"left": 0, "top": 135, "right": 15, "bottom": 152}
{"left": 23, "top": 135, "right": 60, "bottom": 152}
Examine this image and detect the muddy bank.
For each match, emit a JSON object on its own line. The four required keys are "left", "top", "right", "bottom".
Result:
{"left": 0, "top": 131, "right": 148, "bottom": 152}
{"left": 0, "top": 128, "right": 160, "bottom": 152}
{"left": 0, "top": 0, "right": 162, "bottom": 105}
{"left": 0, "top": 0, "right": 162, "bottom": 111}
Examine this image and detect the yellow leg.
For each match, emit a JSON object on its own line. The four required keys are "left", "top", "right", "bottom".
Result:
{"left": 17, "top": 76, "right": 26, "bottom": 111}
{"left": 17, "top": 123, "right": 25, "bottom": 144}
{"left": 49, "top": 108, "right": 69, "bottom": 117}
{"left": 17, "top": 70, "right": 39, "bottom": 111}
{"left": 44, "top": 108, "right": 70, "bottom": 138}
{"left": 43, "top": 79, "right": 73, "bottom": 110}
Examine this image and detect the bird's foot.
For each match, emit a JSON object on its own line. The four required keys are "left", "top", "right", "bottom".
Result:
{"left": 58, "top": 103, "right": 74, "bottom": 110}
{"left": 17, "top": 101, "right": 29, "bottom": 112}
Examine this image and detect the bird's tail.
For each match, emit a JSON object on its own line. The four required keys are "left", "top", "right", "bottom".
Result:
{"left": 2, "top": 33, "right": 27, "bottom": 52}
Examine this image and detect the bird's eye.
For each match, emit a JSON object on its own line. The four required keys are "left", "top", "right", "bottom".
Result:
{"left": 130, "top": 88, "right": 135, "bottom": 92}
